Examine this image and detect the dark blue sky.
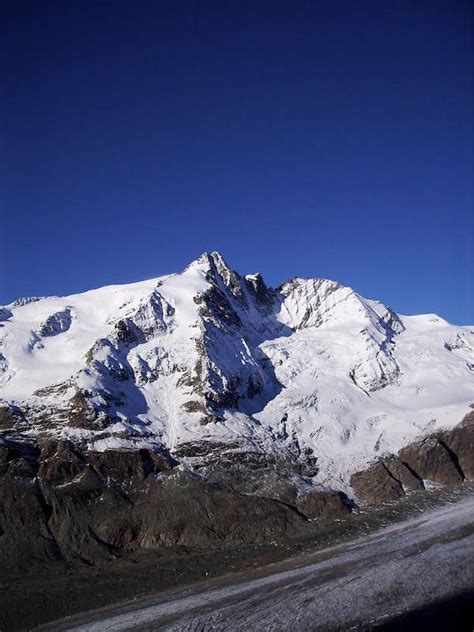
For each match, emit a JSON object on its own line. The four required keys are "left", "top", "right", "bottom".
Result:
{"left": 1, "top": 1, "right": 472, "bottom": 323}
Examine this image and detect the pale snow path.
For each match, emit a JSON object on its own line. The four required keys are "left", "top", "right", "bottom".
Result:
{"left": 41, "top": 495, "right": 474, "bottom": 632}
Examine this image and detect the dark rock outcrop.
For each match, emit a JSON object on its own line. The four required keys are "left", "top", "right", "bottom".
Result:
{"left": 399, "top": 437, "right": 463, "bottom": 486}
{"left": 442, "top": 410, "right": 474, "bottom": 479}
{"left": 38, "top": 308, "right": 72, "bottom": 337}
{"left": 175, "top": 441, "right": 320, "bottom": 506}
{"left": 0, "top": 404, "right": 23, "bottom": 431}
{"left": 351, "top": 461, "right": 405, "bottom": 503}
{"left": 0, "top": 437, "right": 311, "bottom": 571}
{"left": 350, "top": 409, "right": 474, "bottom": 504}
{"left": 0, "top": 442, "right": 60, "bottom": 569}
{"left": 382, "top": 455, "right": 425, "bottom": 492}
{"left": 2, "top": 410, "right": 473, "bottom": 571}
{"left": 296, "top": 490, "right": 351, "bottom": 519}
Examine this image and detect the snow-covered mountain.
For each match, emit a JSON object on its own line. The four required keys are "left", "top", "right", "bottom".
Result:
{"left": 1, "top": 251, "right": 473, "bottom": 492}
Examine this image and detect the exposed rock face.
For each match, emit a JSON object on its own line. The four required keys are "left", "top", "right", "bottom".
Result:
{"left": 0, "top": 404, "right": 18, "bottom": 430}
{"left": 382, "top": 455, "right": 425, "bottom": 492}
{"left": 351, "top": 461, "right": 405, "bottom": 504}
{"left": 38, "top": 308, "right": 72, "bottom": 337}
{"left": 172, "top": 438, "right": 320, "bottom": 509}
{"left": 295, "top": 490, "right": 351, "bottom": 519}
{"left": 350, "top": 412, "right": 474, "bottom": 504}
{"left": 0, "top": 442, "right": 61, "bottom": 569}
{"left": 399, "top": 437, "right": 463, "bottom": 486}
{"left": 0, "top": 437, "right": 312, "bottom": 571}
{"left": 1, "top": 411, "right": 473, "bottom": 569}
{"left": 442, "top": 410, "right": 474, "bottom": 479}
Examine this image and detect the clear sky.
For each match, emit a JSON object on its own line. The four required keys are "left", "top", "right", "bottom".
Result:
{"left": 1, "top": 1, "right": 472, "bottom": 323}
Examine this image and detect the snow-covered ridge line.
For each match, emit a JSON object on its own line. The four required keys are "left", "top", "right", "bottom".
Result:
{"left": 1, "top": 251, "right": 473, "bottom": 489}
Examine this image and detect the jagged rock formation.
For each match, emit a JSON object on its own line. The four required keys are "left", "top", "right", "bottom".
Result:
{"left": 1, "top": 251, "right": 474, "bottom": 563}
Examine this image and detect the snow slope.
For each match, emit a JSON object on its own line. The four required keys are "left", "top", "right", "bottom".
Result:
{"left": 1, "top": 251, "right": 473, "bottom": 489}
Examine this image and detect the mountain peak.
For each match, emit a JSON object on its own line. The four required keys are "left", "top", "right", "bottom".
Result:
{"left": 1, "top": 252, "right": 473, "bottom": 495}
{"left": 183, "top": 251, "right": 242, "bottom": 295}
{"left": 184, "top": 250, "right": 229, "bottom": 274}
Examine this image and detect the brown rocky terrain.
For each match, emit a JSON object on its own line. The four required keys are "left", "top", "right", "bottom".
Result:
{"left": 1, "top": 410, "right": 473, "bottom": 576}
{"left": 0, "top": 438, "right": 319, "bottom": 573}
{"left": 350, "top": 409, "right": 474, "bottom": 504}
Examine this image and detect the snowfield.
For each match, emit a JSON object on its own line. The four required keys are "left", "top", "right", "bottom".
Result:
{"left": 1, "top": 251, "right": 473, "bottom": 488}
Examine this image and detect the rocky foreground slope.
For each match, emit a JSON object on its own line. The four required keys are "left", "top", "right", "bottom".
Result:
{"left": 1, "top": 252, "right": 474, "bottom": 567}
